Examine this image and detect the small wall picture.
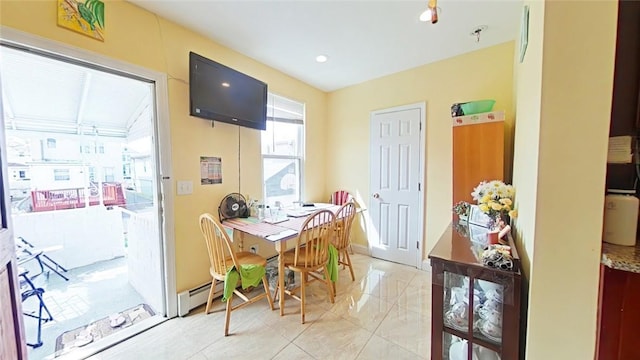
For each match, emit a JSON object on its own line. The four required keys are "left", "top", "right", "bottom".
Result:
{"left": 57, "top": 0, "right": 105, "bottom": 41}
{"left": 200, "top": 156, "right": 222, "bottom": 185}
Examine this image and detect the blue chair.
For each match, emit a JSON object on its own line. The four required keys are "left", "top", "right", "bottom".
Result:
{"left": 16, "top": 237, "right": 69, "bottom": 281}
{"left": 18, "top": 266, "right": 54, "bottom": 348}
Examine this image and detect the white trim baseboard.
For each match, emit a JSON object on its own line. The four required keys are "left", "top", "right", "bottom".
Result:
{"left": 351, "top": 243, "right": 370, "bottom": 256}
{"left": 421, "top": 259, "right": 432, "bottom": 272}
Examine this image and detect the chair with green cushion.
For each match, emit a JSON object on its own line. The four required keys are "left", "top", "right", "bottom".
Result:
{"left": 278, "top": 209, "right": 336, "bottom": 324}
{"left": 198, "top": 213, "right": 274, "bottom": 336}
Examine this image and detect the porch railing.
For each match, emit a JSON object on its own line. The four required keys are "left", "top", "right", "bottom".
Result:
{"left": 30, "top": 183, "right": 126, "bottom": 212}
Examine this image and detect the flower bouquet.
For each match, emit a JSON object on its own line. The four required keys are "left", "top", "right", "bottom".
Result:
{"left": 471, "top": 180, "right": 517, "bottom": 230}
{"left": 453, "top": 201, "right": 470, "bottom": 221}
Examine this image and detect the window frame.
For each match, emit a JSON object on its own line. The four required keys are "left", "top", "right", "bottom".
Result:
{"left": 53, "top": 168, "right": 70, "bottom": 181}
{"left": 261, "top": 94, "right": 305, "bottom": 207}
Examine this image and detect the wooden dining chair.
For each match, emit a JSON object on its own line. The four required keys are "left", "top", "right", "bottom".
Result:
{"left": 333, "top": 201, "right": 357, "bottom": 293}
{"left": 199, "top": 213, "right": 274, "bottom": 336}
{"left": 280, "top": 209, "right": 336, "bottom": 324}
{"left": 330, "top": 190, "right": 352, "bottom": 206}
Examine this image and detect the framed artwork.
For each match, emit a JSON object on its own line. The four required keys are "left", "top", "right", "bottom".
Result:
{"left": 519, "top": 5, "right": 529, "bottom": 63}
{"left": 57, "top": 0, "right": 105, "bottom": 41}
{"left": 468, "top": 204, "right": 491, "bottom": 228}
{"left": 200, "top": 156, "right": 223, "bottom": 185}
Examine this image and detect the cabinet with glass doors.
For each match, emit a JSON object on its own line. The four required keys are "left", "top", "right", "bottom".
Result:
{"left": 429, "top": 223, "right": 522, "bottom": 360}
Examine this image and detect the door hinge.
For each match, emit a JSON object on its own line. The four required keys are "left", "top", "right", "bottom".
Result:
{"left": 417, "top": 241, "right": 420, "bottom": 249}
{"left": 419, "top": 122, "right": 422, "bottom": 131}
{"left": 418, "top": 182, "right": 421, "bottom": 191}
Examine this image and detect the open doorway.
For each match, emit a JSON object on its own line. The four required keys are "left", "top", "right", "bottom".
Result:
{"left": 0, "top": 41, "right": 171, "bottom": 359}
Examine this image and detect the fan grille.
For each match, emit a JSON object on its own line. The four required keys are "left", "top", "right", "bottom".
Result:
{"left": 218, "top": 193, "right": 249, "bottom": 221}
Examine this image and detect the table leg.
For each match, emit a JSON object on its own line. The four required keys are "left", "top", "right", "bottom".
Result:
{"left": 237, "top": 231, "right": 245, "bottom": 251}
{"left": 275, "top": 240, "right": 286, "bottom": 316}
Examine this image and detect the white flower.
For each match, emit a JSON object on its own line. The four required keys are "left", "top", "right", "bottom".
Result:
{"left": 471, "top": 181, "right": 487, "bottom": 201}
{"left": 472, "top": 180, "right": 517, "bottom": 220}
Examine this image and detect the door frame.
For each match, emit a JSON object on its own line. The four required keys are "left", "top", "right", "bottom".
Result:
{"left": 369, "top": 102, "right": 426, "bottom": 268}
{"left": 0, "top": 27, "right": 177, "bottom": 318}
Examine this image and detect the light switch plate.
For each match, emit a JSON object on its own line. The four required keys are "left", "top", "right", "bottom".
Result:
{"left": 177, "top": 180, "right": 193, "bottom": 195}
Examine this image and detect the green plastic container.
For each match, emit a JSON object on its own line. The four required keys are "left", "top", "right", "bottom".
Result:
{"left": 460, "top": 100, "right": 496, "bottom": 115}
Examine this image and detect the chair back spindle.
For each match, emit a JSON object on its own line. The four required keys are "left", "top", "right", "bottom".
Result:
{"left": 293, "top": 210, "right": 335, "bottom": 269}
{"left": 335, "top": 202, "right": 356, "bottom": 251}
{"left": 199, "top": 213, "right": 240, "bottom": 279}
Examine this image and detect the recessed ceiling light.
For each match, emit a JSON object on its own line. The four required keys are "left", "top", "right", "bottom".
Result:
{"left": 316, "top": 55, "right": 328, "bottom": 63}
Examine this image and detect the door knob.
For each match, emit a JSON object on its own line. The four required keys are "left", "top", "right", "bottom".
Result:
{"left": 373, "top": 193, "right": 380, "bottom": 199}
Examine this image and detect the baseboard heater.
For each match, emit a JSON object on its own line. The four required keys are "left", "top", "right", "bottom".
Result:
{"left": 177, "top": 281, "right": 223, "bottom": 317}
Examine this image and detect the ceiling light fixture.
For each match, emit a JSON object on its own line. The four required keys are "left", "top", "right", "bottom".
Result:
{"left": 315, "top": 55, "right": 328, "bottom": 63}
{"left": 470, "top": 25, "right": 488, "bottom": 43}
{"left": 419, "top": 0, "right": 439, "bottom": 24}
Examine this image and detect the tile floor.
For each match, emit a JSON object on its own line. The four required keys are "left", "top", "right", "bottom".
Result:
{"left": 88, "top": 254, "right": 433, "bottom": 360}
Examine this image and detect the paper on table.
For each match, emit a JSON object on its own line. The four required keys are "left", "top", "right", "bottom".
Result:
{"left": 608, "top": 136, "right": 633, "bottom": 164}
{"left": 265, "top": 229, "right": 297, "bottom": 241}
{"left": 263, "top": 217, "right": 288, "bottom": 224}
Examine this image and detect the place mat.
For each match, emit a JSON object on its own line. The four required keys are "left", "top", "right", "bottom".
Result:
{"left": 54, "top": 303, "right": 155, "bottom": 357}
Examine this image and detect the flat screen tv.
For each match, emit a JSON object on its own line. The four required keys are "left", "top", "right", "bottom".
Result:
{"left": 189, "top": 52, "right": 267, "bottom": 130}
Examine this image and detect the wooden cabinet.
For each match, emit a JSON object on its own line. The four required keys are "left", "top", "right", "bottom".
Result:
{"left": 429, "top": 223, "right": 522, "bottom": 360}
{"left": 597, "top": 265, "right": 640, "bottom": 360}
{"left": 453, "top": 112, "right": 504, "bottom": 206}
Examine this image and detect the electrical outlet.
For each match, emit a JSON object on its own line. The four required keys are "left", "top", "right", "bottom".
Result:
{"left": 249, "top": 245, "right": 258, "bottom": 254}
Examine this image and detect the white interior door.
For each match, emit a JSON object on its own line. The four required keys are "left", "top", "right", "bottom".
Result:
{"left": 369, "top": 104, "right": 423, "bottom": 266}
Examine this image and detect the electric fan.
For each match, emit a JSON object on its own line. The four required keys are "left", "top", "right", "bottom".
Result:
{"left": 218, "top": 193, "right": 250, "bottom": 221}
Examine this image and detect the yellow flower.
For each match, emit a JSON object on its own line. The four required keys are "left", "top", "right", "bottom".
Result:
{"left": 503, "top": 204, "right": 512, "bottom": 211}
{"left": 481, "top": 195, "right": 491, "bottom": 203}
{"left": 490, "top": 202, "right": 503, "bottom": 211}
{"left": 479, "top": 204, "right": 490, "bottom": 213}
{"left": 509, "top": 209, "right": 518, "bottom": 218}
{"left": 499, "top": 198, "right": 512, "bottom": 206}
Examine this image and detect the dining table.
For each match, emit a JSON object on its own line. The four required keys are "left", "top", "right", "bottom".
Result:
{"left": 222, "top": 203, "right": 341, "bottom": 316}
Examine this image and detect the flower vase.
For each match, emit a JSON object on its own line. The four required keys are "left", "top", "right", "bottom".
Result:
{"left": 487, "top": 214, "right": 503, "bottom": 244}
{"left": 487, "top": 229, "right": 500, "bottom": 245}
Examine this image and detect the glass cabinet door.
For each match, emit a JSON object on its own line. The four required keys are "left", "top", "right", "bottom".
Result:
{"left": 443, "top": 271, "right": 470, "bottom": 332}
{"left": 443, "top": 333, "right": 467, "bottom": 360}
{"left": 472, "top": 343, "right": 502, "bottom": 360}
{"left": 472, "top": 279, "right": 504, "bottom": 345}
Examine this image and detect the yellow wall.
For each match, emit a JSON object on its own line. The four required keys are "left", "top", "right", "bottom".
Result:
{"left": 0, "top": 0, "right": 328, "bottom": 292}
{"left": 327, "top": 42, "right": 515, "bottom": 255}
{"left": 512, "top": 1, "right": 617, "bottom": 358}
{"left": 2, "top": 2, "right": 620, "bottom": 357}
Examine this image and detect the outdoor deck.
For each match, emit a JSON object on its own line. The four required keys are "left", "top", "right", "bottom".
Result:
{"left": 21, "top": 256, "right": 149, "bottom": 360}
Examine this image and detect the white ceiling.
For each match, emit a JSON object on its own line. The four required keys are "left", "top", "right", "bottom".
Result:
{"left": 130, "top": 0, "right": 524, "bottom": 92}
{"left": 1, "top": 46, "right": 153, "bottom": 137}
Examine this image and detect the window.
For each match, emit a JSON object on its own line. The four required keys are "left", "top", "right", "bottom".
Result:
{"left": 261, "top": 94, "right": 304, "bottom": 207}
{"left": 54, "top": 169, "right": 70, "bottom": 181}
{"left": 103, "top": 167, "right": 115, "bottom": 182}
